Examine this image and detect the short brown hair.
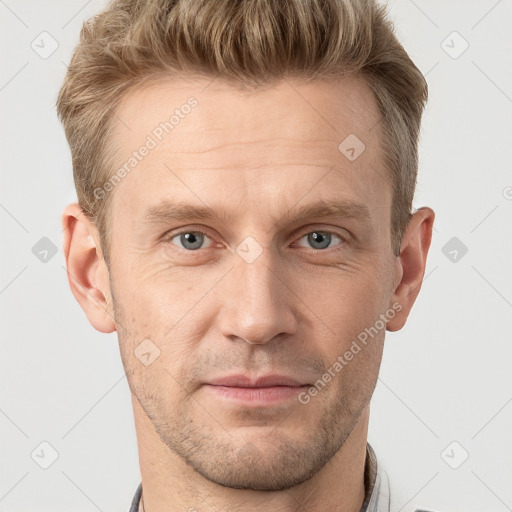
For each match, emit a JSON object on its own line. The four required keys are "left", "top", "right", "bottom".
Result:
{"left": 57, "top": 0, "right": 428, "bottom": 263}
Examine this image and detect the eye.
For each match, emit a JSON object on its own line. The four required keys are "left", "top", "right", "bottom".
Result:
{"left": 169, "top": 230, "right": 213, "bottom": 251}
{"left": 296, "top": 230, "right": 345, "bottom": 250}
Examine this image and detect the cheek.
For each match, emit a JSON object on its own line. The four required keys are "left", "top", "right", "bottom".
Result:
{"left": 293, "top": 260, "right": 392, "bottom": 400}
{"left": 309, "top": 274, "right": 388, "bottom": 402}
{"left": 298, "top": 261, "right": 391, "bottom": 339}
{"left": 115, "top": 257, "right": 216, "bottom": 334}
{"left": 113, "top": 269, "right": 215, "bottom": 384}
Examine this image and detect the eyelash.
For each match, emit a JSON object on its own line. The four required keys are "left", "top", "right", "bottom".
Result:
{"left": 163, "top": 227, "right": 348, "bottom": 252}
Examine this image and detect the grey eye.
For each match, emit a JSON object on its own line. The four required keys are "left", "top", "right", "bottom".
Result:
{"left": 170, "top": 231, "right": 211, "bottom": 250}
{"left": 297, "top": 231, "right": 342, "bottom": 250}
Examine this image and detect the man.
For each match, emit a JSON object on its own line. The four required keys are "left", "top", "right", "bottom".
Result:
{"left": 57, "top": 0, "right": 435, "bottom": 510}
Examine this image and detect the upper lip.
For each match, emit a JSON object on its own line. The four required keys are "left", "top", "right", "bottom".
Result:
{"left": 205, "top": 374, "right": 308, "bottom": 388}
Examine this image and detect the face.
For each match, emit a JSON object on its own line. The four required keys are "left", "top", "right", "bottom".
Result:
{"left": 106, "top": 76, "right": 398, "bottom": 491}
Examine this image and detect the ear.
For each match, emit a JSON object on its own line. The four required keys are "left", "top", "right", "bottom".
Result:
{"left": 386, "top": 207, "right": 435, "bottom": 332}
{"left": 61, "top": 202, "right": 116, "bottom": 333}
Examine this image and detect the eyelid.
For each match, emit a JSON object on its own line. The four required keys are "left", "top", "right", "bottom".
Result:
{"left": 294, "top": 224, "right": 351, "bottom": 242}
{"left": 162, "top": 226, "right": 213, "bottom": 240}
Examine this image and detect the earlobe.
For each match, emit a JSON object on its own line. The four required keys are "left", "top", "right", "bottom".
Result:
{"left": 61, "top": 203, "right": 116, "bottom": 333}
{"left": 386, "top": 207, "right": 435, "bottom": 332}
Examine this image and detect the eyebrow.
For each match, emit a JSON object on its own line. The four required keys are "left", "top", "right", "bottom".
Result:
{"left": 142, "top": 199, "right": 371, "bottom": 228}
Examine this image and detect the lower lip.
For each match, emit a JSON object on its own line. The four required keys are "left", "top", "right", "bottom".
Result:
{"left": 203, "top": 384, "right": 308, "bottom": 405}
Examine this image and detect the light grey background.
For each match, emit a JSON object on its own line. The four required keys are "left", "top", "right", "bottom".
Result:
{"left": 1, "top": 1, "right": 511, "bottom": 511}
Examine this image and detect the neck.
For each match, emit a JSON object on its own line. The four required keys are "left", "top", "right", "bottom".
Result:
{"left": 133, "top": 395, "right": 369, "bottom": 512}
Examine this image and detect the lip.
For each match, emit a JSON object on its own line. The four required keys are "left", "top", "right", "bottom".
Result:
{"left": 205, "top": 374, "right": 307, "bottom": 388}
{"left": 203, "top": 374, "right": 310, "bottom": 406}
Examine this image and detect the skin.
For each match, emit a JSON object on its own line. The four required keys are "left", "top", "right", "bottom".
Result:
{"left": 62, "top": 75, "right": 434, "bottom": 512}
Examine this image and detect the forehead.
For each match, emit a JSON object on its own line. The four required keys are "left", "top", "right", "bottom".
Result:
{"left": 107, "top": 75, "right": 389, "bottom": 229}
{"left": 113, "top": 74, "right": 381, "bottom": 149}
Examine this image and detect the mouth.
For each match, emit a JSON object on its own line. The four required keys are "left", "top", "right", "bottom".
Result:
{"left": 202, "top": 374, "right": 310, "bottom": 406}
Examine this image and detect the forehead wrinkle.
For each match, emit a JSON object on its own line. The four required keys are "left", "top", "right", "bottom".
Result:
{"left": 144, "top": 134, "right": 336, "bottom": 158}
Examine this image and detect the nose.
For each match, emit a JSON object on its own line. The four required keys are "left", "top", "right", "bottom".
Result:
{"left": 217, "top": 248, "right": 298, "bottom": 345}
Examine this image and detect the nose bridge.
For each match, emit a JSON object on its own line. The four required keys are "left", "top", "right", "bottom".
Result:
{"left": 219, "top": 244, "right": 297, "bottom": 345}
